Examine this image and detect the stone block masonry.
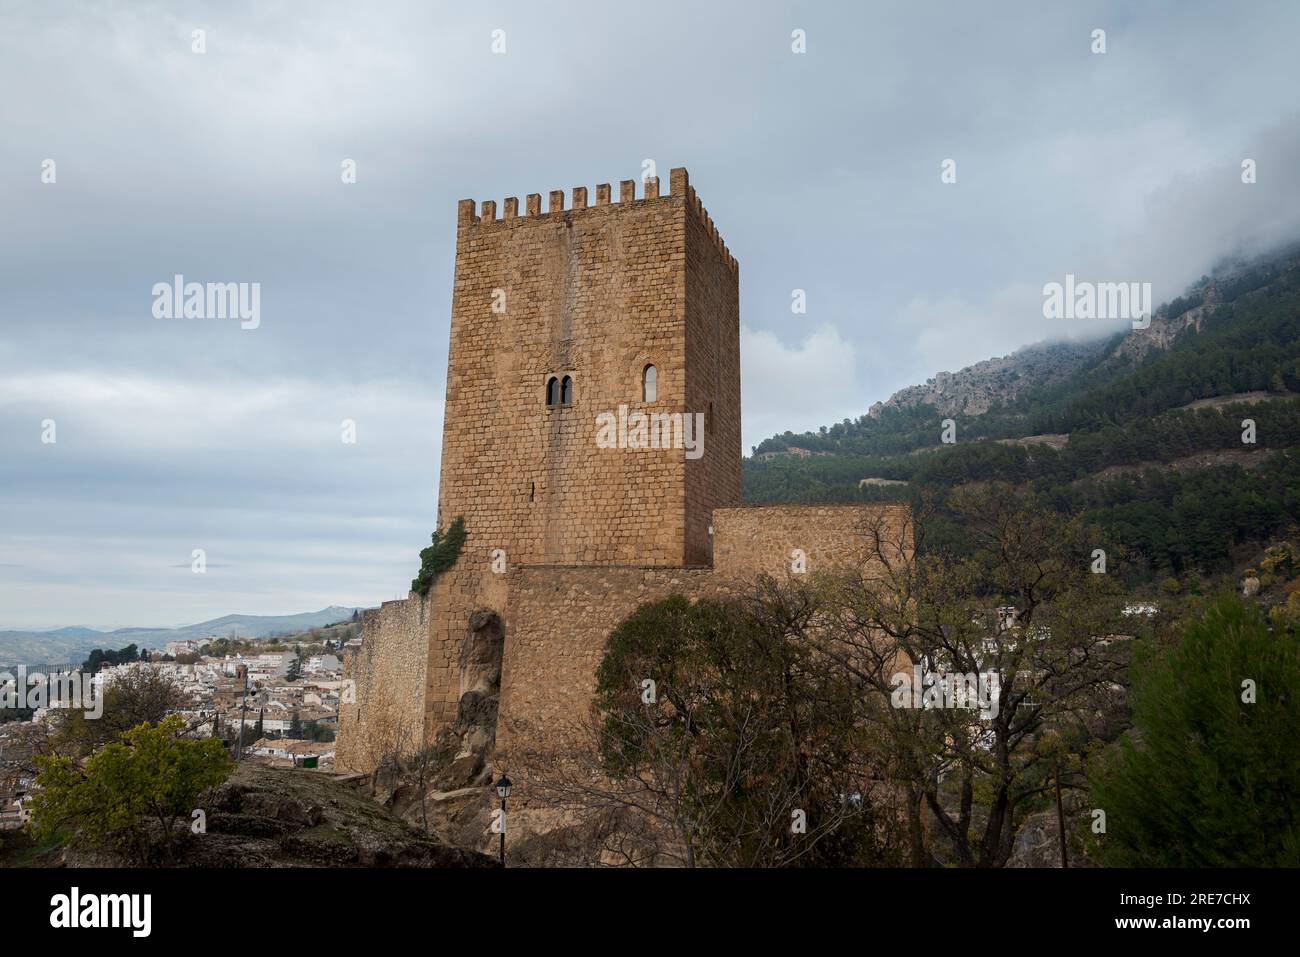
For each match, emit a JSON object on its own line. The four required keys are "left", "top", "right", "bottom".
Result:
{"left": 336, "top": 168, "right": 911, "bottom": 772}
{"left": 335, "top": 596, "right": 429, "bottom": 772}
{"left": 440, "top": 167, "right": 738, "bottom": 571}
{"left": 495, "top": 504, "right": 911, "bottom": 756}
{"left": 712, "top": 503, "right": 913, "bottom": 579}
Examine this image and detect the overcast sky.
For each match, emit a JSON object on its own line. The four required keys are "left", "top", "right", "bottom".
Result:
{"left": 2, "top": 0, "right": 1298, "bottom": 629}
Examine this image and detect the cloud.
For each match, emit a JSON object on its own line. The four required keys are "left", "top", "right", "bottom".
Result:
{"left": 1128, "top": 115, "right": 1300, "bottom": 291}
{"left": 0, "top": 371, "right": 441, "bottom": 628}
{"left": 2, "top": 0, "right": 1299, "bottom": 625}
{"left": 888, "top": 114, "right": 1300, "bottom": 383}
{"left": 741, "top": 324, "right": 861, "bottom": 454}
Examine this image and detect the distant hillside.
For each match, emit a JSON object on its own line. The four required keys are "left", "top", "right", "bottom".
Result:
{"left": 0, "top": 606, "right": 363, "bottom": 668}
{"left": 745, "top": 245, "right": 1300, "bottom": 581}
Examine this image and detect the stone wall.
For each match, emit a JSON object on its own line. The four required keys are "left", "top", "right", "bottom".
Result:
{"left": 423, "top": 562, "right": 509, "bottom": 729}
{"left": 494, "top": 502, "right": 914, "bottom": 758}
{"left": 334, "top": 596, "right": 429, "bottom": 772}
{"left": 683, "top": 186, "right": 742, "bottom": 564}
{"left": 713, "top": 503, "right": 913, "bottom": 579}
{"left": 495, "top": 564, "right": 720, "bottom": 756}
{"left": 337, "top": 506, "right": 915, "bottom": 772}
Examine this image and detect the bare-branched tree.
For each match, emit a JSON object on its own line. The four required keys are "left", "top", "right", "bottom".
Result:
{"left": 813, "top": 483, "right": 1131, "bottom": 867}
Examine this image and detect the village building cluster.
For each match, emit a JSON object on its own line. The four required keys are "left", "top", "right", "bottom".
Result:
{"left": 0, "top": 635, "right": 354, "bottom": 828}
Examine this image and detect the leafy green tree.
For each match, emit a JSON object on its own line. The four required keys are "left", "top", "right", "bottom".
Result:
{"left": 28, "top": 715, "right": 231, "bottom": 864}
{"left": 81, "top": 644, "right": 140, "bottom": 673}
{"left": 48, "top": 668, "right": 182, "bottom": 759}
{"left": 302, "top": 720, "right": 335, "bottom": 743}
{"left": 1090, "top": 594, "right": 1300, "bottom": 866}
{"left": 580, "top": 593, "right": 900, "bottom": 867}
{"left": 411, "top": 516, "right": 467, "bottom": 596}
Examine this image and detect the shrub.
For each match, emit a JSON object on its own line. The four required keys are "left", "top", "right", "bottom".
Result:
{"left": 28, "top": 715, "right": 231, "bottom": 864}
{"left": 410, "top": 516, "right": 467, "bottom": 596}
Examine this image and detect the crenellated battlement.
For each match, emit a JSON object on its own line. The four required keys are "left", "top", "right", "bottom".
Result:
{"left": 456, "top": 167, "right": 737, "bottom": 272}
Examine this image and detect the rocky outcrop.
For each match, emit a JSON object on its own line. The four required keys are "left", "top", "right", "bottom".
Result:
{"left": 868, "top": 340, "right": 1107, "bottom": 420}
{"left": 1112, "top": 302, "right": 1206, "bottom": 363}
{"left": 866, "top": 298, "right": 1214, "bottom": 424}
{"left": 58, "top": 763, "right": 495, "bottom": 868}
{"left": 439, "top": 609, "right": 504, "bottom": 787}
{"left": 362, "top": 609, "right": 506, "bottom": 856}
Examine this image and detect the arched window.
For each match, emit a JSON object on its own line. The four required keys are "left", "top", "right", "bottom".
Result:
{"left": 561, "top": 375, "right": 573, "bottom": 405}
{"left": 643, "top": 364, "right": 657, "bottom": 402}
{"left": 546, "top": 376, "right": 558, "bottom": 407}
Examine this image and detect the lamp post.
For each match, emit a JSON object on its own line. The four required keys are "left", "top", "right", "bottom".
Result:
{"left": 494, "top": 773, "right": 512, "bottom": 868}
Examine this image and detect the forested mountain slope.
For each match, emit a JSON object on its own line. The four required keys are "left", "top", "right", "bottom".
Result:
{"left": 744, "top": 249, "right": 1300, "bottom": 580}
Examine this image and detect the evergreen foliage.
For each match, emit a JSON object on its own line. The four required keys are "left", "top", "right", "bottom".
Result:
{"left": 410, "top": 516, "right": 467, "bottom": 596}
{"left": 1089, "top": 594, "right": 1300, "bottom": 866}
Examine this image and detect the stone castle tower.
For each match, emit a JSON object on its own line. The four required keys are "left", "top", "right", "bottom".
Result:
{"left": 336, "top": 169, "right": 908, "bottom": 772}
{"left": 439, "top": 166, "right": 740, "bottom": 570}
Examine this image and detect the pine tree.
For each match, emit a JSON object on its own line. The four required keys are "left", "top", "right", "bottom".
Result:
{"left": 1090, "top": 594, "right": 1300, "bottom": 865}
